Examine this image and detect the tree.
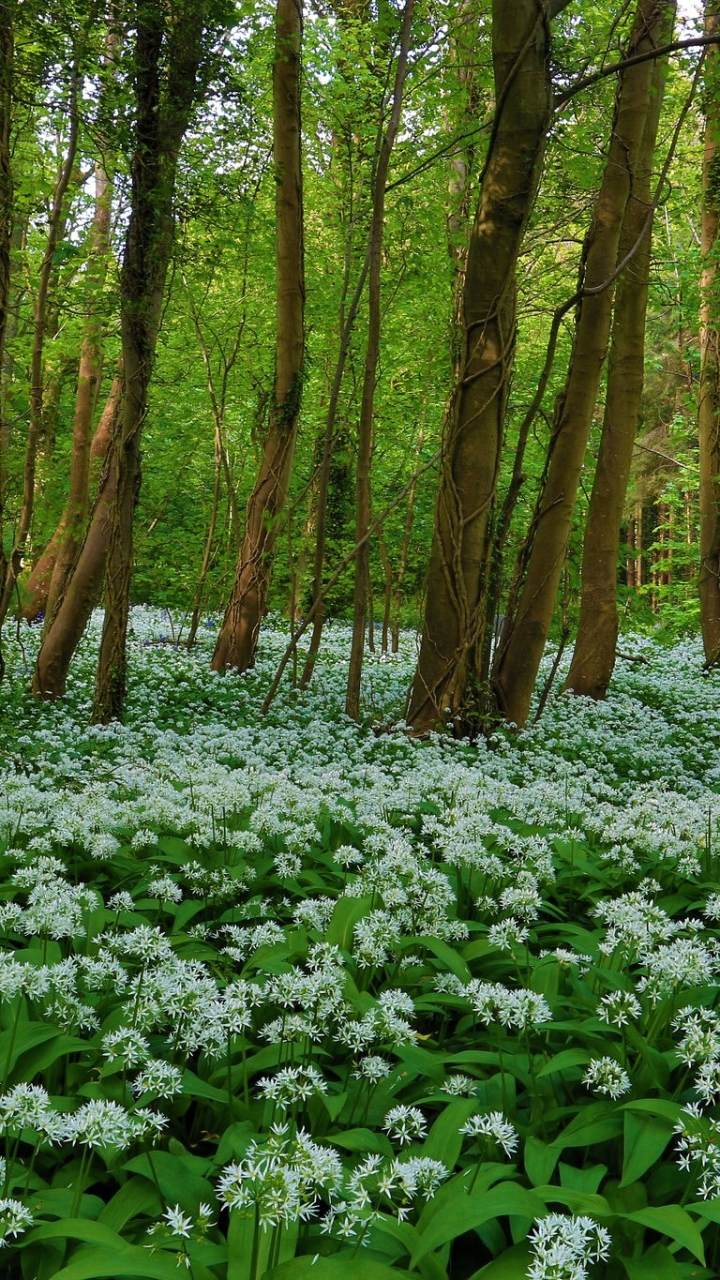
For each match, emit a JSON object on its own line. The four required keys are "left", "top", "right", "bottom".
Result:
{"left": 406, "top": 0, "right": 552, "bottom": 734}
{"left": 493, "top": 0, "right": 677, "bottom": 729}
{"left": 563, "top": 22, "right": 676, "bottom": 698}
{"left": 699, "top": 0, "right": 720, "bottom": 666}
{"left": 35, "top": 0, "right": 233, "bottom": 714}
{"left": 211, "top": 0, "right": 304, "bottom": 675}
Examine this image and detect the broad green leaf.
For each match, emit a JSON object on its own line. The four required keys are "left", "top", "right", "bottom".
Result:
{"left": 621, "top": 1109, "right": 675, "bottom": 1187}
{"left": 553, "top": 1100, "right": 623, "bottom": 1149}
{"left": 325, "top": 895, "right": 373, "bottom": 950}
{"left": 330, "top": 1127, "right": 394, "bottom": 1156}
{"left": 409, "top": 1185, "right": 546, "bottom": 1268}
{"left": 623, "top": 1206, "right": 705, "bottom": 1264}
{"left": 467, "top": 1242, "right": 533, "bottom": 1278}
{"left": 533, "top": 1186, "right": 612, "bottom": 1217}
{"left": 524, "top": 1135, "right": 560, "bottom": 1187}
{"left": 401, "top": 935, "right": 471, "bottom": 983}
{"left": 558, "top": 1163, "right": 607, "bottom": 1194}
{"left": 41, "top": 1242, "right": 217, "bottom": 1280}
{"left": 536, "top": 1049, "right": 590, "bottom": 1078}
{"left": 25, "top": 1220, "right": 130, "bottom": 1249}
{"left": 266, "top": 1253, "right": 401, "bottom": 1279}
{"left": 122, "top": 1150, "right": 215, "bottom": 1215}
{"left": 98, "top": 1177, "right": 163, "bottom": 1231}
{"left": 423, "top": 1097, "right": 481, "bottom": 1167}
{"left": 620, "top": 1241, "right": 685, "bottom": 1279}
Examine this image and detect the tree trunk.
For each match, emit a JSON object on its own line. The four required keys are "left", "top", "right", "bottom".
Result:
{"left": 22, "top": 162, "right": 114, "bottom": 623}
{"left": 23, "top": 365, "right": 122, "bottom": 627}
{"left": 699, "top": 0, "right": 720, "bottom": 666}
{"left": 407, "top": 0, "right": 551, "bottom": 734}
{"left": 345, "top": 0, "right": 415, "bottom": 719}
{"left": 93, "top": 7, "right": 209, "bottom": 722}
{"left": 0, "top": 6, "right": 12, "bottom": 629}
{"left": 563, "top": 36, "right": 673, "bottom": 698}
{"left": 211, "top": 0, "right": 304, "bottom": 675}
{"left": 493, "top": 0, "right": 674, "bottom": 729}
{"left": 0, "top": 59, "right": 79, "bottom": 627}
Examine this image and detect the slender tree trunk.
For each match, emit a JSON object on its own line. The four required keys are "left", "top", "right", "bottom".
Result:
{"left": 23, "top": 366, "right": 122, "bottom": 627}
{"left": 22, "top": 162, "right": 114, "bottom": 623}
{"left": 0, "top": 5, "right": 12, "bottom": 627}
{"left": 699, "top": 0, "right": 720, "bottom": 665}
{"left": 493, "top": 0, "right": 674, "bottom": 729}
{"left": 93, "top": 9, "right": 207, "bottom": 722}
{"left": 211, "top": 0, "right": 304, "bottom": 674}
{"left": 407, "top": 0, "right": 551, "bottom": 734}
{"left": 345, "top": 0, "right": 415, "bottom": 719}
{"left": 0, "top": 60, "right": 79, "bottom": 626}
{"left": 563, "top": 37, "right": 673, "bottom": 698}
{"left": 392, "top": 419, "right": 424, "bottom": 652}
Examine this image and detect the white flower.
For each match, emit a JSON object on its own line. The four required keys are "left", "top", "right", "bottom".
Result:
{"left": 382, "top": 1105, "right": 427, "bottom": 1146}
{"left": 0, "top": 1198, "right": 34, "bottom": 1247}
{"left": 460, "top": 1111, "right": 518, "bottom": 1157}
{"left": 582, "top": 1057, "right": 631, "bottom": 1100}
{"left": 163, "top": 1204, "right": 194, "bottom": 1238}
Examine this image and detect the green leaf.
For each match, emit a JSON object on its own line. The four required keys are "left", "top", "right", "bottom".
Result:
{"left": 266, "top": 1253, "right": 401, "bottom": 1279}
{"left": 622, "top": 1206, "right": 705, "bottom": 1264}
{"left": 553, "top": 1100, "right": 623, "bottom": 1149}
{"left": 423, "top": 1097, "right": 481, "bottom": 1167}
{"left": 536, "top": 1049, "right": 590, "bottom": 1078}
{"left": 533, "top": 1186, "right": 612, "bottom": 1217}
{"left": 98, "top": 1177, "right": 163, "bottom": 1231}
{"left": 524, "top": 1135, "right": 560, "bottom": 1187}
{"left": 466, "top": 1242, "right": 533, "bottom": 1279}
{"left": 409, "top": 1185, "right": 546, "bottom": 1269}
{"left": 36, "top": 1242, "right": 215, "bottom": 1280}
{"left": 401, "top": 935, "right": 471, "bottom": 983}
{"left": 621, "top": 1109, "right": 675, "bottom": 1187}
{"left": 620, "top": 1241, "right": 685, "bottom": 1279}
{"left": 330, "top": 1128, "right": 394, "bottom": 1156}
{"left": 122, "top": 1150, "right": 215, "bottom": 1215}
{"left": 325, "top": 895, "right": 374, "bottom": 950}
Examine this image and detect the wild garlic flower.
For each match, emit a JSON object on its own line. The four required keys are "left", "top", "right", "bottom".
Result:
{"left": 217, "top": 1123, "right": 344, "bottom": 1229}
{"left": 442, "top": 1073, "right": 477, "bottom": 1096}
{"left": 162, "top": 1204, "right": 194, "bottom": 1238}
{"left": 672, "top": 1006, "right": 720, "bottom": 1064}
{"left": 382, "top": 1105, "right": 427, "bottom": 1146}
{"left": 353, "top": 1055, "right": 393, "bottom": 1082}
{"left": 107, "top": 891, "right": 135, "bottom": 913}
{"left": 460, "top": 1111, "right": 519, "bottom": 1157}
{"left": 146, "top": 873, "right": 183, "bottom": 904}
{"left": 636, "top": 937, "right": 720, "bottom": 1003}
{"left": 0, "top": 1198, "right": 34, "bottom": 1247}
{"left": 102, "top": 1027, "right": 151, "bottom": 1067}
{"left": 582, "top": 1058, "right": 631, "bottom": 1100}
{"left": 464, "top": 980, "right": 552, "bottom": 1030}
{"left": 257, "top": 1065, "right": 328, "bottom": 1107}
{"left": 61, "top": 1099, "right": 167, "bottom": 1150}
{"left": 487, "top": 919, "right": 529, "bottom": 950}
{"left": 527, "top": 1213, "right": 611, "bottom": 1280}
{"left": 596, "top": 991, "right": 642, "bottom": 1026}
{"left": 675, "top": 1103, "right": 720, "bottom": 1198}
{"left": 131, "top": 1060, "right": 184, "bottom": 1099}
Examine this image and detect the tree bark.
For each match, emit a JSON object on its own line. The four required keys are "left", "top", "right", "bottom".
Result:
{"left": 699, "top": 0, "right": 720, "bottom": 666}
{"left": 0, "top": 5, "right": 12, "bottom": 627}
{"left": 345, "top": 0, "right": 415, "bottom": 719}
{"left": 93, "top": 6, "right": 210, "bottom": 722}
{"left": 407, "top": 0, "right": 551, "bottom": 734}
{"left": 563, "top": 30, "right": 673, "bottom": 698}
{"left": 0, "top": 58, "right": 79, "bottom": 626}
{"left": 22, "top": 161, "right": 114, "bottom": 624}
{"left": 493, "top": 0, "right": 675, "bottom": 729}
{"left": 211, "top": 0, "right": 305, "bottom": 675}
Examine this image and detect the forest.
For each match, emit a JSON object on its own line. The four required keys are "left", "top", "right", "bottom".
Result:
{"left": 3, "top": 0, "right": 720, "bottom": 1278}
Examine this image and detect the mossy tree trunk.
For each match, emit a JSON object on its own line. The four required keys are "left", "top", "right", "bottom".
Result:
{"left": 211, "top": 0, "right": 305, "bottom": 675}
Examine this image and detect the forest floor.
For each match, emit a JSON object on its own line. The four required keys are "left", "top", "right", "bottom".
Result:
{"left": 0, "top": 610, "right": 719, "bottom": 1279}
